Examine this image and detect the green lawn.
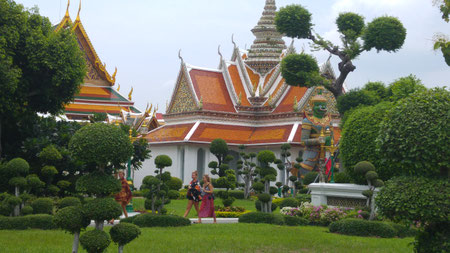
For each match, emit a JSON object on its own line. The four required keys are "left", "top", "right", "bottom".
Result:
{"left": 133, "top": 198, "right": 261, "bottom": 218}
{"left": 0, "top": 224, "right": 413, "bottom": 253}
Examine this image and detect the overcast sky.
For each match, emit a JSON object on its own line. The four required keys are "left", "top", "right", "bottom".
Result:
{"left": 16, "top": 0, "right": 450, "bottom": 112}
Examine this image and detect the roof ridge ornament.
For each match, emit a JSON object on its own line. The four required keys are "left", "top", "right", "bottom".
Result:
{"left": 65, "top": 0, "right": 70, "bottom": 17}
{"left": 75, "top": 0, "right": 81, "bottom": 21}
{"left": 178, "top": 49, "right": 184, "bottom": 63}
{"left": 218, "top": 45, "right": 223, "bottom": 60}
{"left": 231, "top": 34, "right": 237, "bottom": 48}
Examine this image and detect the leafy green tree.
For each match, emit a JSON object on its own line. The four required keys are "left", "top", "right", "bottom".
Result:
{"left": 256, "top": 150, "right": 277, "bottom": 213}
{"left": 387, "top": 75, "right": 426, "bottom": 101}
{"left": 275, "top": 5, "right": 406, "bottom": 98}
{"left": 3, "top": 158, "right": 29, "bottom": 216}
{"left": 0, "top": 0, "right": 86, "bottom": 158}
{"left": 354, "top": 161, "right": 384, "bottom": 220}
{"left": 110, "top": 223, "right": 141, "bottom": 253}
{"left": 337, "top": 88, "right": 380, "bottom": 116}
{"left": 54, "top": 206, "right": 90, "bottom": 253}
{"left": 209, "top": 139, "right": 234, "bottom": 177}
{"left": 376, "top": 88, "right": 449, "bottom": 179}
{"left": 236, "top": 145, "right": 257, "bottom": 199}
{"left": 433, "top": 0, "right": 450, "bottom": 66}
{"left": 340, "top": 102, "right": 392, "bottom": 182}
{"left": 153, "top": 155, "right": 172, "bottom": 214}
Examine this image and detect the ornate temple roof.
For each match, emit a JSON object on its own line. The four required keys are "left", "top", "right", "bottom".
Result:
{"left": 144, "top": 0, "right": 341, "bottom": 146}
{"left": 56, "top": 1, "right": 141, "bottom": 120}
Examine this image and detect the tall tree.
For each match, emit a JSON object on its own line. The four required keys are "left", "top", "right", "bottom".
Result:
{"left": 275, "top": 5, "right": 407, "bottom": 98}
{"left": 0, "top": 0, "right": 86, "bottom": 158}
{"left": 433, "top": 0, "right": 450, "bottom": 66}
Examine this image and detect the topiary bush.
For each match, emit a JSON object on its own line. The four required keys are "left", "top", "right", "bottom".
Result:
{"left": 76, "top": 172, "right": 121, "bottom": 197}
{"left": 238, "top": 212, "right": 284, "bottom": 225}
{"left": 166, "top": 177, "right": 182, "bottom": 191}
{"left": 54, "top": 206, "right": 90, "bottom": 252}
{"left": 0, "top": 214, "right": 56, "bottom": 230}
{"left": 279, "top": 198, "right": 300, "bottom": 209}
{"left": 83, "top": 198, "right": 122, "bottom": 224}
{"left": 255, "top": 200, "right": 277, "bottom": 212}
{"left": 167, "top": 190, "right": 179, "bottom": 200}
{"left": 303, "top": 172, "right": 318, "bottom": 185}
{"left": 132, "top": 214, "right": 191, "bottom": 227}
{"left": 31, "top": 198, "right": 54, "bottom": 215}
{"left": 334, "top": 172, "right": 352, "bottom": 183}
{"left": 377, "top": 88, "right": 450, "bottom": 179}
{"left": 295, "top": 194, "right": 311, "bottom": 204}
{"left": 110, "top": 223, "right": 141, "bottom": 253}
{"left": 21, "top": 206, "right": 33, "bottom": 216}
{"left": 329, "top": 218, "right": 396, "bottom": 238}
{"left": 80, "top": 229, "right": 111, "bottom": 253}
{"left": 58, "top": 197, "right": 81, "bottom": 209}
{"left": 283, "top": 215, "right": 308, "bottom": 226}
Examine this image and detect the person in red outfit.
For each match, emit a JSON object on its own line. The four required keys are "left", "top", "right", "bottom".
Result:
{"left": 198, "top": 174, "right": 216, "bottom": 224}
{"left": 110, "top": 171, "right": 132, "bottom": 224}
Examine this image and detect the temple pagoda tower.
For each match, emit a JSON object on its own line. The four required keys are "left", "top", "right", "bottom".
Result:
{"left": 136, "top": 0, "right": 341, "bottom": 187}
{"left": 55, "top": 1, "right": 140, "bottom": 121}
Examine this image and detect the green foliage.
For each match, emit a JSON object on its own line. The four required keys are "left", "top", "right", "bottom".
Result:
{"left": 90, "top": 113, "right": 107, "bottom": 123}
{"left": 69, "top": 123, "right": 133, "bottom": 168}
{"left": 41, "top": 165, "right": 58, "bottom": 179}
{"left": 375, "top": 177, "right": 449, "bottom": 224}
{"left": 132, "top": 214, "right": 191, "bottom": 227}
{"left": 31, "top": 198, "right": 53, "bottom": 215}
{"left": 377, "top": 88, "right": 449, "bottom": 178}
{"left": 4, "top": 158, "right": 29, "bottom": 177}
{"left": 275, "top": 4, "right": 313, "bottom": 39}
{"left": 363, "top": 16, "right": 406, "bottom": 52}
{"left": 279, "top": 198, "right": 300, "bottom": 209}
{"left": 54, "top": 206, "right": 90, "bottom": 234}
{"left": 354, "top": 161, "right": 375, "bottom": 175}
{"left": 387, "top": 75, "right": 426, "bottom": 102}
{"left": 336, "top": 12, "right": 365, "bottom": 40}
{"left": 167, "top": 190, "right": 179, "bottom": 200}
{"left": 9, "top": 177, "right": 27, "bottom": 188}
{"left": 58, "top": 197, "right": 81, "bottom": 209}
{"left": 214, "top": 190, "right": 245, "bottom": 199}
{"left": 56, "top": 180, "right": 71, "bottom": 190}
{"left": 258, "top": 193, "right": 271, "bottom": 203}
{"left": 131, "top": 138, "right": 151, "bottom": 171}
{"left": 83, "top": 198, "right": 122, "bottom": 222}
{"left": 80, "top": 229, "right": 111, "bottom": 253}
{"left": 334, "top": 172, "right": 352, "bottom": 183}
{"left": 110, "top": 223, "right": 141, "bottom": 246}
{"left": 20, "top": 205, "right": 33, "bottom": 216}
{"left": 414, "top": 221, "right": 449, "bottom": 253}
{"left": 38, "top": 145, "right": 62, "bottom": 163}
{"left": 337, "top": 88, "right": 380, "bottom": 116}
{"left": 166, "top": 177, "right": 182, "bottom": 191}
{"left": 252, "top": 182, "right": 264, "bottom": 193}
{"left": 76, "top": 171, "right": 121, "bottom": 197}
{"left": 302, "top": 172, "right": 318, "bottom": 185}
{"left": 154, "top": 155, "right": 172, "bottom": 169}
{"left": 0, "top": 214, "right": 56, "bottom": 230}
{"left": 295, "top": 194, "right": 312, "bottom": 204}
{"left": 329, "top": 218, "right": 397, "bottom": 238}
{"left": 255, "top": 201, "right": 277, "bottom": 212}
{"left": 283, "top": 215, "right": 308, "bottom": 226}
{"left": 221, "top": 198, "right": 235, "bottom": 207}
{"left": 269, "top": 186, "right": 278, "bottom": 195}
{"left": 280, "top": 53, "right": 322, "bottom": 88}
{"left": 238, "top": 212, "right": 285, "bottom": 225}
{"left": 257, "top": 150, "right": 276, "bottom": 165}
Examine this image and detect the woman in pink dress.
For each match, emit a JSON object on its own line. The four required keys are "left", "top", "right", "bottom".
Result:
{"left": 198, "top": 174, "right": 216, "bottom": 224}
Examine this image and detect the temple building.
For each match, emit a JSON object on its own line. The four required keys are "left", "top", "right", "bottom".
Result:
{"left": 55, "top": 1, "right": 140, "bottom": 121}
{"left": 135, "top": 0, "right": 341, "bottom": 187}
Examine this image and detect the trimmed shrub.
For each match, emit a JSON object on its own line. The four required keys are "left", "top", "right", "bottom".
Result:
{"left": 120, "top": 215, "right": 138, "bottom": 224}
{"left": 167, "top": 190, "right": 179, "bottom": 200}
{"left": 387, "top": 222, "right": 417, "bottom": 238}
{"left": 80, "top": 229, "right": 111, "bottom": 253}
{"left": 414, "top": 221, "right": 449, "bottom": 253}
{"left": 214, "top": 190, "right": 245, "bottom": 199}
{"left": 166, "top": 177, "right": 183, "bottom": 191}
{"left": 31, "top": 198, "right": 54, "bottom": 215}
{"left": 54, "top": 206, "right": 90, "bottom": 233}
{"left": 283, "top": 215, "right": 308, "bottom": 226}
{"left": 255, "top": 200, "right": 277, "bottom": 212}
{"left": 58, "top": 197, "right": 81, "bottom": 209}
{"left": 21, "top": 206, "right": 33, "bottom": 216}
{"left": 303, "top": 172, "right": 318, "bottom": 185}
{"left": 76, "top": 172, "right": 121, "bottom": 197}
{"left": 258, "top": 193, "right": 271, "bottom": 203}
{"left": 0, "top": 214, "right": 56, "bottom": 230}
{"left": 334, "top": 172, "right": 352, "bottom": 183}
{"left": 110, "top": 223, "right": 141, "bottom": 247}
{"left": 295, "top": 194, "right": 311, "bottom": 204}
{"left": 133, "top": 214, "right": 191, "bottom": 227}
{"left": 238, "top": 212, "right": 284, "bottom": 225}
{"left": 279, "top": 198, "right": 300, "bottom": 209}
{"left": 329, "top": 218, "right": 396, "bottom": 238}
{"left": 83, "top": 198, "right": 122, "bottom": 222}
{"left": 215, "top": 211, "right": 251, "bottom": 218}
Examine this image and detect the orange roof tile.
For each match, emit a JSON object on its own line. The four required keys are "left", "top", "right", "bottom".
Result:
{"left": 189, "top": 69, "right": 235, "bottom": 113}
{"left": 263, "top": 68, "right": 276, "bottom": 88}
{"left": 245, "top": 66, "right": 260, "bottom": 88}
{"left": 64, "top": 103, "right": 134, "bottom": 115}
{"left": 190, "top": 123, "right": 296, "bottom": 145}
{"left": 144, "top": 123, "right": 195, "bottom": 142}
{"left": 228, "top": 65, "right": 251, "bottom": 107}
{"left": 273, "top": 86, "right": 308, "bottom": 113}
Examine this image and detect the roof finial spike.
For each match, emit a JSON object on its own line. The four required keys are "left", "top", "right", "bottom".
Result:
{"left": 178, "top": 49, "right": 184, "bottom": 63}
{"left": 231, "top": 34, "right": 237, "bottom": 48}
{"left": 65, "top": 0, "right": 70, "bottom": 17}
{"left": 128, "top": 86, "right": 133, "bottom": 101}
{"left": 218, "top": 45, "right": 223, "bottom": 60}
{"left": 75, "top": 0, "right": 81, "bottom": 21}
{"left": 290, "top": 39, "right": 295, "bottom": 48}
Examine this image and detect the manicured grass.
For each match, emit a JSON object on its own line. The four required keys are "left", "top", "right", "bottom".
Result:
{"left": 133, "top": 198, "right": 261, "bottom": 218}
{"left": 0, "top": 224, "right": 413, "bottom": 253}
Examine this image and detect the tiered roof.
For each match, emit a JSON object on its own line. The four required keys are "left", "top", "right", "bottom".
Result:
{"left": 144, "top": 0, "right": 341, "bottom": 146}
{"left": 56, "top": 0, "right": 140, "bottom": 120}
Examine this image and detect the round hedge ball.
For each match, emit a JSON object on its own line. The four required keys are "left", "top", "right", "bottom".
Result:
{"left": 58, "top": 197, "right": 82, "bottom": 209}
{"left": 21, "top": 205, "right": 33, "bottom": 216}
{"left": 83, "top": 198, "right": 122, "bottom": 222}
{"left": 354, "top": 161, "right": 375, "bottom": 176}
{"left": 258, "top": 193, "right": 271, "bottom": 203}
{"left": 110, "top": 223, "right": 141, "bottom": 246}
{"left": 54, "top": 206, "right": 90, "bottom": 233}
{"left": 80, "top": 229, "right": 111, "bottom": 253}
{"left": 31, "top": 198, "right": 54, "bottom": 214}
{"left": 269, "top": 186, "right": 278, "bottom": 195}
{"left": 257, "top": 150, "right": 276, "bottom": 164}
{"left": 76, "top": 171, "right": 121, "bottom": 197}
{"left": 5, "top": 158, "right": 29, "bottom": 177}
{"left": 365, "top": 171, "right": 379, "bottom": 181}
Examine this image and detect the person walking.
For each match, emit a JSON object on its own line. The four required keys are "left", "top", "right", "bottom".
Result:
{"left": 198, "top": 174, "right": 216, "bottom": 224}
{"left": 183, "top": 171, "right": 202, "bottom": 218}
{"left": 110, "top": 170, "right": 132, "bottom": 224}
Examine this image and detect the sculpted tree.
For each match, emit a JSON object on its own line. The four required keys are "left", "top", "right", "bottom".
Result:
{"left": 236, "top": 145, "right": 257, "bottom": 199}
{"left": 0, "top": 0, "right": 86, "bottom": 158}
{"left": 275, "top": 5, "right": 407, "bottom": 98}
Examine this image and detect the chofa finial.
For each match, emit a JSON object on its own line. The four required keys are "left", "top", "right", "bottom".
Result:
{"left": 65, "top": 0, "right": 70, "bottom": 17}
{"left": 75, "top": 0, "right": 81, "bottom": 21}
{"left": 178, "top": 49, "right": 184, "bottom": 63}
{"left": 218, "top": 45, "right": 223, "bottom": 60}
{"left": 231, "top": 34, "right": 237, "bottom": 48}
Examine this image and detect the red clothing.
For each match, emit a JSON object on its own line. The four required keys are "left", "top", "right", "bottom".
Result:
{"left": 115, "top": 177, "right": 132, "bottom": 204}
{"left": 198, "top": 186, "right": 215, "bottom": 218}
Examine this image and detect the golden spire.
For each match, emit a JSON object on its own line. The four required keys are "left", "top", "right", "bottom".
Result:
{"left": 128, "top": 87, "right": 133, "bottom": 101}
{"left": 65, "top": 0, "right": 70, "bottom": 17}
{"left": 75, "top": 0, "right": 81, "bottom": 22}
{"left": 116, "top": 83, "right": 120, "bottom": 91}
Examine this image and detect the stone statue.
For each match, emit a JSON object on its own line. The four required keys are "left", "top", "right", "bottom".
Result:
{"left": 300, "top": 88, "right": 333, "bottom": 183}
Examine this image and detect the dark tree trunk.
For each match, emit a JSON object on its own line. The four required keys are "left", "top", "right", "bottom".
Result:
{"left": 72, "top": 232, "right": 80, "bottom": 253}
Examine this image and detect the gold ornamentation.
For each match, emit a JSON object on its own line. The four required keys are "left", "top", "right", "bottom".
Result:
{"left": 169, "top": 74, "right": 197, "bottom": 113}
{"left": 128, "top": 87, "right": 133, "bottom": 101}
{"left": 306, "top": 113, "right": 331, "bottom": 126}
